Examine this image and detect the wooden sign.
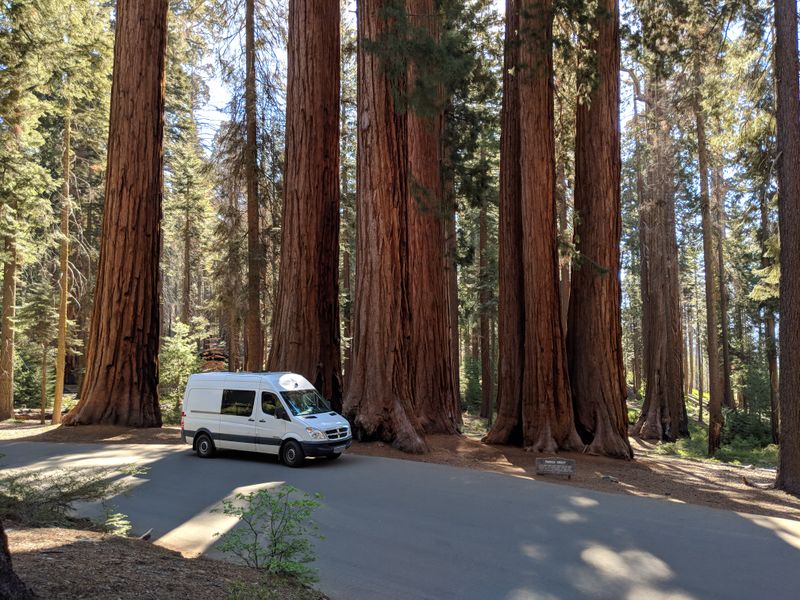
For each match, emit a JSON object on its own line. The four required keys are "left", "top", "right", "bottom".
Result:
{"left": 536, "top": 457, "right": 576, "bottom": 479}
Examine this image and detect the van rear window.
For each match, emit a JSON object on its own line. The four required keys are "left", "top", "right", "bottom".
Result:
{"left": 221, "top": 389, "right": 255, "bottom": 417}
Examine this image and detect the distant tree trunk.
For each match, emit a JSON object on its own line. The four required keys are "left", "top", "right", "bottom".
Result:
{"left": 63, "top": 0, "right": 167, "bottom": 427}
{"left": 631, "top": 80, "right": 687, "bottom": 442}
{"left": 343, "top": 0, "right": 426, "bottom": 453}
{"left": 485, "top": 0, "right": 581, "bottom": 452}
{"left": 693, "top": 85, "right": 724, "bottom": 454}
{"left": 566, "top": 0, "right": 631, "bottom": 459}
{"left": 686, "top": 311, "right": 694, "bottom": 397}
{"left": 0, "top": 520, "right": 34, "bottom": 599}
{"left": 715, "top": 171, "right": 734, "bottom": 410}
{"left": 181, "top": 198, "right": 192, "bottom": 325}
{"left": 0, "top": 209, "right": 17, "bottom": 421}
{"left": 244, "top": 0, "right": 263, "bottom": 371}
{"left": 445, "top": 187, "right": 461, "bottom": 417}
{"left": 556, "top": 159, "right": 570, "bottom": 333}
{"left": 342, "top": 246, "right": 352, "bottom": 388}
{"left": 39, "top": 343, "right": 48, "bottom": 424}
{"left": 775, "top": 0, "right": 800, "bottom": 495}
{"left": 697, "top": 332, "right": 704, "bottom": 424}
{"left": 269, "top": 0, "right": 342, "bottom": 409}
{"left": 53, "top": 105, "right": 71, "bottom": 425}
{"left": 479, "top": 202, "right": 492, "bottom": 421}
{"left": 406, "top": 0, "right": 459, "bottom": 434}
{"left": 760, "top": 189, "right": 779, "bottom": 443}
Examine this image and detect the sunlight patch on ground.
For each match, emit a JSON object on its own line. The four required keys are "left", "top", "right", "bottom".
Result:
{"left": 569, "top": 495, "right": 599, "bottom": 508}
{"left": 581, "top": 545, "right": 673, "bottom": 582}
{"left": 739, "top": 513, "right": 800, "bottom": 550}
{"left": 156, "top": 481, "right": 285, "bottom": 557}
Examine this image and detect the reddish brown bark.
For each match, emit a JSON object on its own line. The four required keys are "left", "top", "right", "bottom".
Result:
{"left": 566, "top": 0, "right": 632, "bottom": 459}
{"left": 775, "top": 0, "right": 800, "bottom": 495}
{"left": 631, "top": 80, "right": 687, "bottom": 442}
{"left": 405, "top": 0, "right": 459, "bottom": 435}
{"left": 244, "top": 0, "right": 263, "bottom": 371}
{"left": 343, "top": 0, "right": 426, "bottom": 453}
{"left": 485, "top": 0, "right": 581, "bottom": 452}
{"left": 269, "top": 0, "right": 342, "bottom": 410}
{"left": 484, "top": 0, "right": 524, "bottom": 446}
{"left": 0, "top": 227, "right": 17, "bottom": 421}
{"left": 63, "top": 0, "right": 167, "bottom": 427}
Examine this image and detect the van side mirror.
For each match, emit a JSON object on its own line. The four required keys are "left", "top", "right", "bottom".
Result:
{"left": 275, "top": 406, "right": 290, "bottom": 421}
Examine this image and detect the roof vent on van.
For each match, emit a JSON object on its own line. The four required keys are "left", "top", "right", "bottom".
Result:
{"left": 329, "top": 412, "right": 336, "bottom": 416}
{"left": 305, "top": 415, "right": 317, "bottom": 419}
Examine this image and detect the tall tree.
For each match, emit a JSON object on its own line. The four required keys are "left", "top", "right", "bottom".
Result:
{"left": 268, "top": 0, "right": 342, "bottom": 409}
{"left": 485, "top": 0, "right": 582, "bottom": 451}
{"left": 775, "top": 0, "right": 800, "bottom": 495}
{"left": 53, "top": 100, "right": 71, "bottom": 424}
{"left": 343, "top": 0, "right": 427, "bottom": 453}
{"left": 63, "top": 0, "right": 168, "bottom": 427}
{"left": 243, "top": 0, "right": 263, "bottom": 371}
{"left": 0, "top": 520, "right": 34, "bottom": 599}
{"left": 406, "top": 0, "right": 460, "bottom": 434}
{"left": 692, "top": 52, "right": 724, "bottom": 454}
{"left": 566, "top": 0, "right": 632, "bottom": 459}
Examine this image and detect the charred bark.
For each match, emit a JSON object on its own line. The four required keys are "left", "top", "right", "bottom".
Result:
{"left": 63, "top": 0, "right": 168, "bottom": 427}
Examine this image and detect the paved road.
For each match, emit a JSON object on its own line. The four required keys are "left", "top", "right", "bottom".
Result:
{"left": 1, "top": 441, "right": 798, "bottom": 600}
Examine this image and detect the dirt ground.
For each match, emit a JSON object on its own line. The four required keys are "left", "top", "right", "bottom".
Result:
{"left": 6, "top": 526, "right": 325, "bottom": 600}
{"left": 2, "top": 419, "right": 798, "bottom": 522}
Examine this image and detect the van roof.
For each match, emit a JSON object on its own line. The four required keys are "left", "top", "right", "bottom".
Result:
{"left": 186, "top": 371, "right": 314, "bottom": 391}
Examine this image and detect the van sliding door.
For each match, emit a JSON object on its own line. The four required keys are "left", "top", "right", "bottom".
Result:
{"left": 219, "top": 389, "right": 257, "bottom": 452}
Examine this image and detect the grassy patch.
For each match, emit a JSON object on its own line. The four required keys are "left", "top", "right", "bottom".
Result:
{"left": 652, "top": 421, "right": 777, "bottom": 468}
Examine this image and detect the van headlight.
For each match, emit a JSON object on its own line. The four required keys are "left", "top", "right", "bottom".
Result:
{"left": 306, "top": 427, "right": 326, "bottom": 440}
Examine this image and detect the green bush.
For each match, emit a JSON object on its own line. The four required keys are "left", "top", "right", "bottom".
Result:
{"left": 721, "top": 408, "right": 772, "bottom": 447}
{"left": 214, "top": 486, "right": 323, "bottom": 584}
{"left": 462, "top": 354, "right": 482, "bottom": 413}
{"left": 0, "top": 464, "right": 144, "bottom": 527}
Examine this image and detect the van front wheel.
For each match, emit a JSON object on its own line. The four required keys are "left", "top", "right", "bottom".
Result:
{"left": 195, "top": 433, "right": 215, "bottom": 458}
{"left": 282, "top": 440, "right": 305, "bottom": 468}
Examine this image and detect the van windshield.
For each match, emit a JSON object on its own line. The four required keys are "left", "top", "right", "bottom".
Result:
{"left": 281, "top": 389, "right": 331, "bottom": 416}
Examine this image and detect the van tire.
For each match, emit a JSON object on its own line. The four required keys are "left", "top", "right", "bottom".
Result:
{"left": 281, "top": 440, "right": 304, "bottom": 468}
{"left": 195, "top": 433, "right": 215, "bottom": 458}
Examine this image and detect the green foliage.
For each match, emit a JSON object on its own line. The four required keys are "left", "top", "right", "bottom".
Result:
{"left": 102, "top": 507, "right": 133, "bottom": 537}
{"left": 0, "top": 464, "right": 144, "bottom": 527}
{"left": 462, "top": 353, "right": 482, "bottom": 413}
{"left": 721, "top": 408, "right": 772, "bottom": 447}
{"left": 160, "top": 321, "right": 204, "bottom": 423}
{"left": 214, "top": 486, "right": 323, "bottom": 583}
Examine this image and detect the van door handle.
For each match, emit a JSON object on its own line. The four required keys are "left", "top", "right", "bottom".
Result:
{"left": 259, "top": 419, "right": 266, "bottom": 423}
{"left": 248, "top": 418, "right": 255, "bottom": 422}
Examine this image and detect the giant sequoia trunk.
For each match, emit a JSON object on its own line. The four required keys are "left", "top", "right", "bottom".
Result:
{"left": 566, "top": 0, "right": 632, "bottom": 459}
{"left": 485, "top": 0, "right": 581, "bottom": 452}
{"left": 343, "top": 0, "right": 426, "bottom": 453}
{"left": 406, "top": 0, "right": 459, "bottom": 434}
{"left": 775, "top": 0, "right": 800, "bottom": 495}
{"left": 693, "top": 86, "right": 724, "bottom": 454}
{"left": 479, "top": 202, "right": 492, "bottom": 421}
{"left": 268, "top": 0, "right": 342, "bottom": 410}
{"left": 631, "top": 82, "right": 688, "bottom": 442}
{"left": 244, "top": 0, "right": 263, "bottom": 371}
{"left": 63, "top": 0, "right": 168, "bottom": 427}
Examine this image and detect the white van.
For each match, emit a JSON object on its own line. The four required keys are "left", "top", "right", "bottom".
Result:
{"left": 181, "top": 372, "right": 351, "bottom": 467}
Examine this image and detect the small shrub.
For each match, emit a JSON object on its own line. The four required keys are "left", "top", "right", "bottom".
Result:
{"left": 0, "top": 464, "right": 144, "bottom": 527}
{"left": 160, "top": 322, "right": 203, "bottom": 424}
{"left": 214, "top": 486, "right": 323, "bottom": 583}
{"left": 721, "top": 408, "right": 772, "bottom": 447}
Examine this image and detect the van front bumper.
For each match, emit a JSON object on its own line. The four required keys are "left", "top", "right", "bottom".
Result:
{"left": 301, "top": 437, "right": 352, "bottom": 457}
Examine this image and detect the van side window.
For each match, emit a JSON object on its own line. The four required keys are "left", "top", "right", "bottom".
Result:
{"left": 262, "top": 392, "right": 280, "bottom": 416}
{"left": 221, "top": 389, "right": 255, "bottom": 417}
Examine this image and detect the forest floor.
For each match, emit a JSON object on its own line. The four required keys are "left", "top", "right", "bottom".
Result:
{"left": 6, "top": 525, "right": 325, "bottom": 600}
{"left": 2, "top": 418, "right": 798, "bottom": 522}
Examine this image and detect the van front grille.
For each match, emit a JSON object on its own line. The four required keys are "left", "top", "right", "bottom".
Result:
{"left": 325, "top": 427, "right": 349, "bottom": 440}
